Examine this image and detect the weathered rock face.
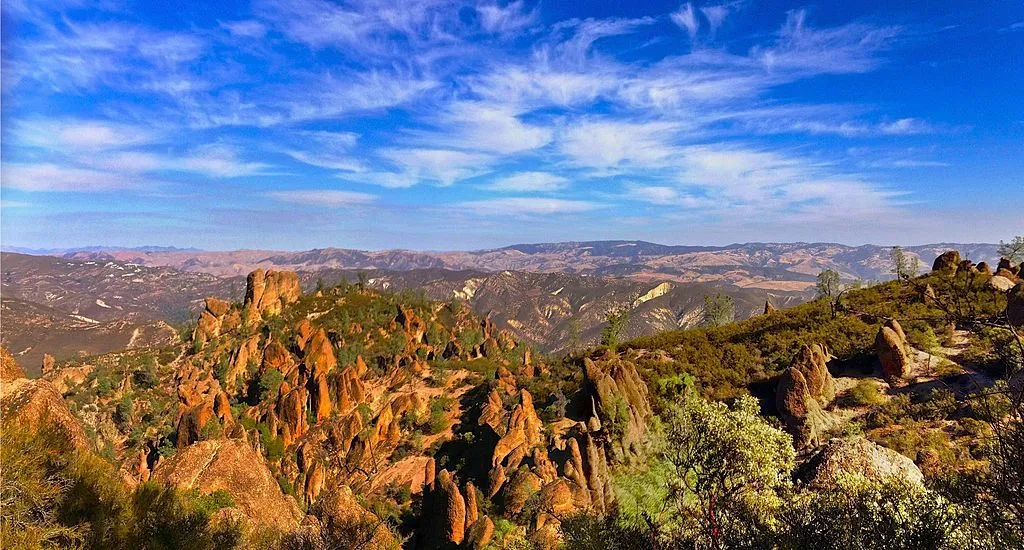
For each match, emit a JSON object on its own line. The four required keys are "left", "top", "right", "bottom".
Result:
{"left": 797, "top": 437, "right": 924, "bottom": 489}
{"left": 421, "top": 469, "right": 466, "bottom": 546}
{"left": 0, "top": 371, "right": 89, "bottom": 449}
{"left": 991, "top": 275, "right": 1016, "bottom": 292}
{"left": 775, "top": 345, "right": 839, "bottom": 449}
{"left": 309, "top": 486, "right": 400, "bottom": 549}
{"left": 193, "top": 296, "right": 242, "bottom": 348}
{"left": 932, "top": 250, "right": 961, "bottom": 273}
{"left": 875, "top": 319, "right": 911, "bottom": 381}
{"left": 1009, "top": 282, "right": 1024, "bottom": 327}
{"left": 244, "top": 269, "right": 301, "bottom": 318}
{"left": 151, "top": 439, "right": 303, "bottom": 531}
{"left": 764, "top": 300, "right": 777, "bottom": 314}
{"left": 582, "top": 355, "right": 653, "bottom": 461}
{"left": 976, "top": 261, "right": 992, "bottom": 275}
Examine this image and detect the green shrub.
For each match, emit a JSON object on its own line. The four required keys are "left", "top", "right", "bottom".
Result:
{"left": 848, "top": 380, "right": 884, "bottom": 407}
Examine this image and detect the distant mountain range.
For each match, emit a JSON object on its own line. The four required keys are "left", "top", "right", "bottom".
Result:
{"left": 45, "top": 240, "right": 1001, "bottom": 287}
{"left": 1, "top": 241, "right": 1002, "bottom": 373}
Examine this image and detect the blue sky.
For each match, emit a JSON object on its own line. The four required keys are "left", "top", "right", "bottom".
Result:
{"left": 2, "top": 0, "right": 1022, "bottom": 251}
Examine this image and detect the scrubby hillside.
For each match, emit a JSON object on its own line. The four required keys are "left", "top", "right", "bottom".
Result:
{"left": 4, "top": 252, "right": 1024, "bottom": 549}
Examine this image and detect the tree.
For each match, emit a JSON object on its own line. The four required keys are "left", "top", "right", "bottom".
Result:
{"left": 662, "top": 394, "right": 795, "bottom": 548}
{"left": 701, "top": 294, "right": 734, "bottom": 328}
{"left": 601, "top": 307, "right": 630, "bottom": 351}
{"left": 998, "top": 236, "right": 1024, "bottom": 264}
{"left": 816, "top": 269, "right": 841, "bottom": 300}
{"left": 890, "top": 246, "right": 919, "bottom": 281}
{"left": 816, "top": 269, "right": 849, "bottom": 319}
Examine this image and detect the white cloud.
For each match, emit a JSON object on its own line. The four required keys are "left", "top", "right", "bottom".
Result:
{"left": 477, "top": 1, "right": 537, "bottom": 35}
{"left": 221, "top": 20, "right": 268, "bottom": 38}
{"left": 372, "top": 148, "right": 493, "bottom": 187}
{"left": 457, "top": 197, "right": 604, "bottom": 215}
{"left": 879, "top": 118, "right": 935, "bottom": 135}
{"left": 1, "top": 164, "right": 147, "bottom": 192}
{"left": 411, "top": 101, "right": 553, "bottom": 154}
{"left": 483, "top": 172, "right": 570, "bottom": 192}
{"left": 282, "top": 131, "right": 365, "bottom": 172}
{"left": 265, "top": 189, "right": 377, "bottom": 207}
{"left": 753, "top": 10, "right": 900, "bottom": 74}
{"left": 671, "top": 3, "right": 699, "bottom": 40}
{"left": 560, "top": 120, "right": 679, "bottom": 170}
{"left": 14, "top": 119, "right": 157, "bottom": 150}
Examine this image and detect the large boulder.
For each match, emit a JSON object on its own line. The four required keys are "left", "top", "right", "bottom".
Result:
{"left": 1, "top": 370, "right": 89, "bottom": 449}
{"left": 797, "top": 437, "right": 924, "bottom": 489}
{"left": 875, "top": 319, "right": 911, "bottom": 381}
{"left": 151, "top": 439, "right": 303, "bottom": 531}
{"left": 931, "top": 250, "right": 961, "bottom": 273}
{"left": 776, "top": 345, "right": 840, "bottom": 449}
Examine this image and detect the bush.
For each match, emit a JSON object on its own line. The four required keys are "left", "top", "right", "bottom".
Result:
{"left": 848, "top": 380, "right": 884, "bottom": 407}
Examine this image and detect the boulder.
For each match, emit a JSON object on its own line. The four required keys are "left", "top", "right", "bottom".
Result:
{"left": 875, "top": 320, "right": 911, "bottom": 381}
{"left": 931, "top": 250, "right": 961, "bottom": 273}
{"left": 991, "top": 275, "right": 1016, "bottom": 292}
{"left": 466, "top": 516, "right": 495, "bottom": 549}
{"left": 41, "top": 353, "right": 56, "bottom": 376}
{"left": 151, "top": 439, "right": 303, "bottom": 531}
{"left": 776, "top": 366, "right": 839, "bottom": 449}
{"left": 976, "top": 262, "right": 992, "bottom": 275}
{"left": 797, "top": 437, "right": 924, "bottom": 489}
{"left": 1, "top": 372, "right": 88, "bottom": 449}
{"left": 1009, "top": 283, "right": 1024, "bottom": 327}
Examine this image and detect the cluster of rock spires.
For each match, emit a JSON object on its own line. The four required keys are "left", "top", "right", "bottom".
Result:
{"left": 932, "top": 250, "right": 1024, "bottom": 325}
{"left": 126, "top": 266, "right": 658, "bottom": 548}
{"left": 418, "top": 350, "right": 653, "bottom": 547}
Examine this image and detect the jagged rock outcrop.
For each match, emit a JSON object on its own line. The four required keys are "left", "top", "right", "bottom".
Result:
{"left": 797, "top": 437, "right": 924, "bottom": 489}
{"left": 244, "top": 269, "right": 301, "bottom": 319}
{"left": 776, "top": 344, "right": 840, "bottom": 449}
{"left": 193, "top": 296, "right": 241, "bottom": 348}
{"left": 991, "top": 275, "right": 1016, "bottom": 292}
{"left": 1009, "top": 282, "right": 1024, "bottom": 327}
{"left": 932, "top": 250, "right": 961, "bottom": 273}
{"left": 151, "top": 439, "right": 302, "bottom": 531}
{"left": 764, "top": 300, "right": 776, "bottom": 314}
{"left": 582, "top": 355, "right": 653, "bottom": 461}
{"left": 1, "top": 349, "right": 88, "bottom": 449}
{"left": 488, "top": 389, "right": 543, "bottom": 497}
{"left": 875, "top": 319, "right": 911, "bottom": 381}
{"left": 421, "top": 469, "right": 466, "bottom": 546}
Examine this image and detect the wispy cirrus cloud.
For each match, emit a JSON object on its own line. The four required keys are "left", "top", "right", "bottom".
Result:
{"left": 264, "top": 189, "right": 378, "bottom": 207}
{"left": 482, "top": 172, "right": 570, "bottom": 193}
{"left": 457, "top": 197, "right": 605, "bottom": 216}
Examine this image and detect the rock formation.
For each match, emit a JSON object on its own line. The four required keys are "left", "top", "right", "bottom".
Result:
{"left": 151, "top": 439, "right": 303, "bottom": 531}
{"left": 931, "top": 250, "right": 961, "bottom": 273}
{"left": 797, "top": 437, "right": 924, "bottom": 489}
{"left": 1009, "top": 282, "right": 1024, "bottom": 327}
{"left": 764, "top": 299, "right": 776, "bottom": 314}
{"left": 775, "top": 344, "right": 839, "bottom": 449}
{"left": 875, "top": 319, "right": 911, "bottom": 381}
{"left": 1, "top": 349, "right": 88, "bottom": 449}
{"left": 582, "top": 355, "right": 653, "bottom": 461}
{"left": 244, "top": 269, "right": 301, "bottom": 319}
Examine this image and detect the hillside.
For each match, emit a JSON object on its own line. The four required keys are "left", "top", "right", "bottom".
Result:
{"left": 51, "top": 241, "right": 1001, "bottom": 286}
{"left": 3, "top": 251, "right": 1024, "bottom": 549}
